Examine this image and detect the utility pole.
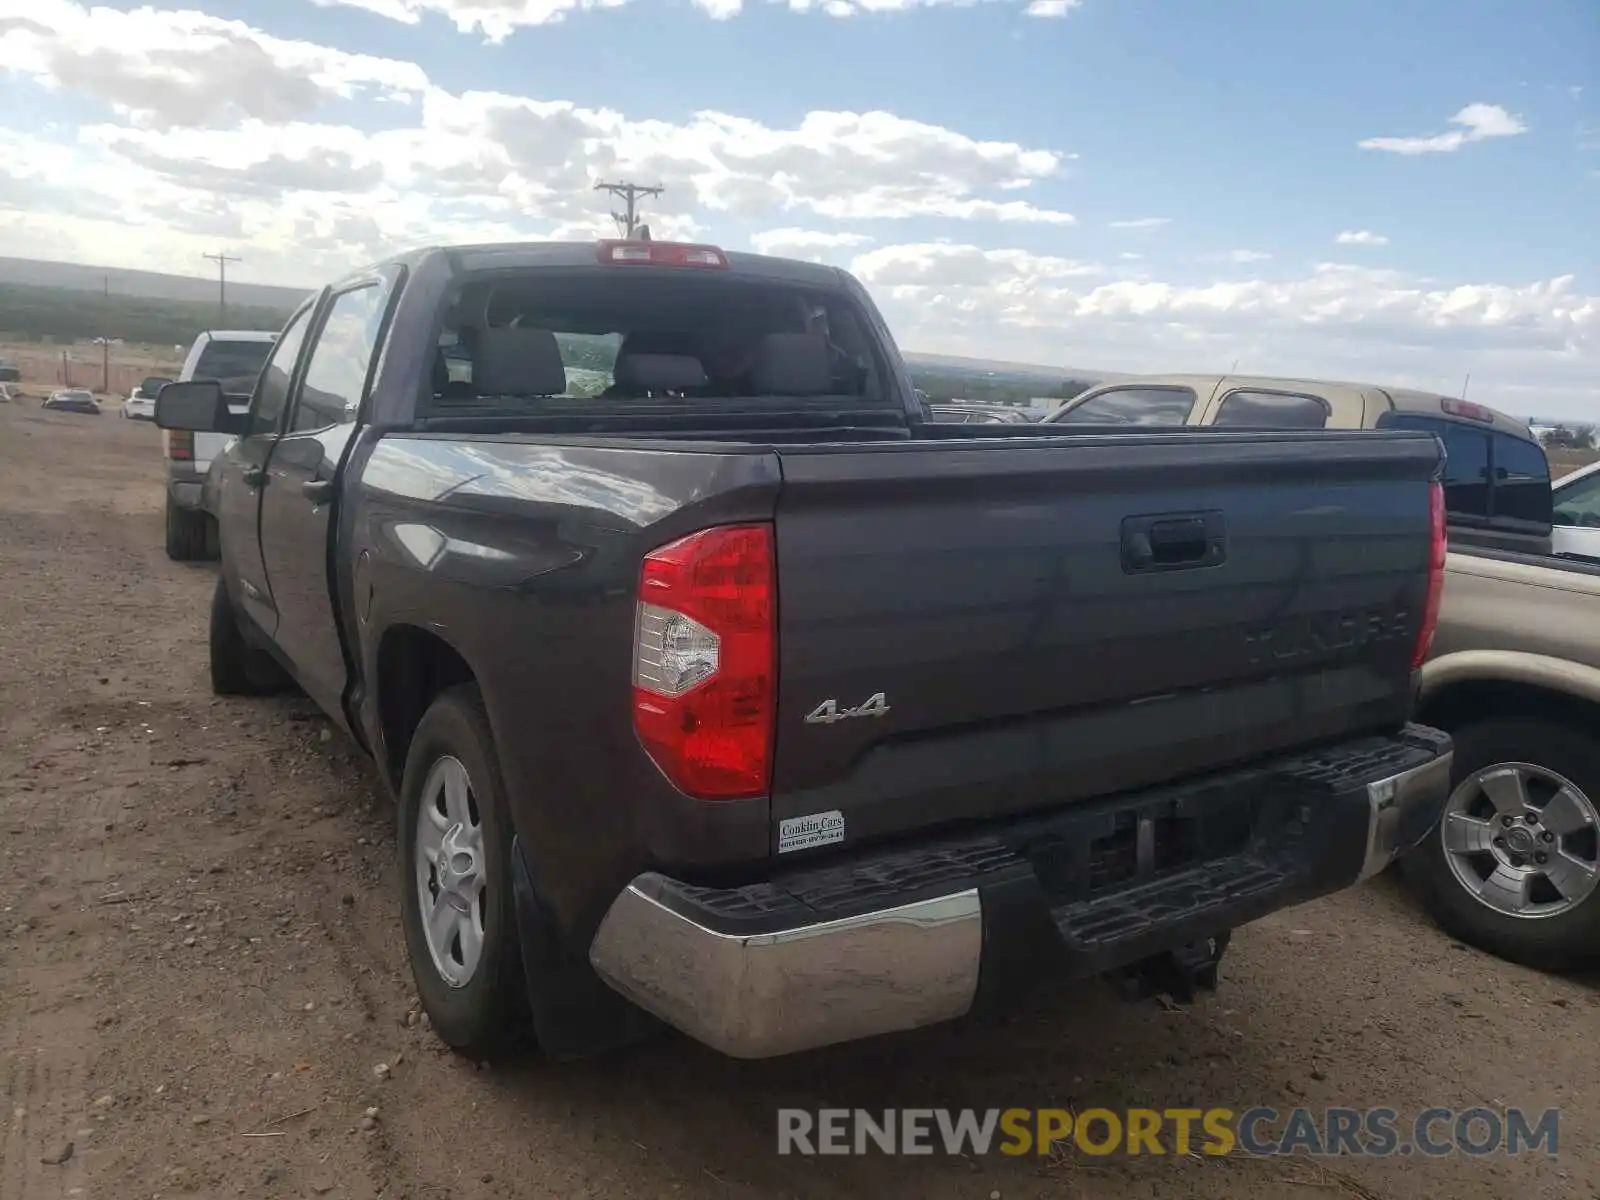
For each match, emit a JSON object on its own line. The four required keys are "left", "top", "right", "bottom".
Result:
{"left": 594, "top": 181, "right": 663, "bottom": 239}
{"left": 102, "top": 275, "right": 110, "bottom": 393}
{"left": 203, "top": 251, "right": 241, "bottom": 325}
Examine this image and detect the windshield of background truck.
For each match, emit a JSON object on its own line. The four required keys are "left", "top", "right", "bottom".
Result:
{"left": 193, "top": 340, "right": 273, "bottom": 393}
{"left": 423, "top": 271, "right": 885, "bottom": 415}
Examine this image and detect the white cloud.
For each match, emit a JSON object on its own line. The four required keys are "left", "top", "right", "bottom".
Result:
{"left": 309, "top": 0, "right": 1081, "bottom": 40}
{"left": 1359, "top": 103, "right": 1527, "bottom": 155}
{"left": 749, "top": 228, "right": 874, "bottom": 259}
{"left": 853, "top": 242, "right": 1102, "bottom": 289}
{"left": 839, "top": 243, "right": 1597, "bottom": 419}
{"left": 0, "top": 4, "right": 1592, "bottom": 421}
{"left": 0, "top": 0, "right": 427, "bottom": 128}
{"left": 1201, "top": 249, "right": 1272, "bottom": 264}
{"left": 0, "top": 6, "right": 1074, "bottom": 227}
{"left": 1336, "top": 230, "right": 1390, "bottom": 247}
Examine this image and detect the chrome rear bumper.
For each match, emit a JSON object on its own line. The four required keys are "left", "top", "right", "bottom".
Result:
{"left": 589, "top": 885, "right": 981, "bottom": 1060}
{"left": 588, "top": 727, "right": 1452, "bottom": 1060}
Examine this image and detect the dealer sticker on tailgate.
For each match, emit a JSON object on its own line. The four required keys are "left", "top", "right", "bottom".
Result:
{"left": 778, "top": 810, "right": 845, "bottom": 854}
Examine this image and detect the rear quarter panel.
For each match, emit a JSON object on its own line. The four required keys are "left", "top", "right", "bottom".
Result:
{"left": 347, "top": 435, "right": 785, "bottom": 937}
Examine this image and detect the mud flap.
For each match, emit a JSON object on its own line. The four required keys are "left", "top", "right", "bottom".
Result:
{"left": 509, "top": 837, "right": 662, "bottom": 1061}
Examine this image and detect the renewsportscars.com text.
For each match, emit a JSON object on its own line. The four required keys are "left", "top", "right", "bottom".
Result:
{"left": 776, "top": 1107, "right": 1560, "bottom": 1158}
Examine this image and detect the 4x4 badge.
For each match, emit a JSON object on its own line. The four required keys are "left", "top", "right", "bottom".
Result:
{"left": 804, "top": 693, "right": 891, "bottom": 725}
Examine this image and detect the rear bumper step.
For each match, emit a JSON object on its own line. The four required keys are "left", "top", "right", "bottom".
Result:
{"left": 587, "top": 724, "right": 1452, "bottom": 1059}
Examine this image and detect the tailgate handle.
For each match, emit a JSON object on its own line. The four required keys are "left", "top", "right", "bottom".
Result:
{"left": 1122, "top": 511, "right": 1226, "bottom": 573}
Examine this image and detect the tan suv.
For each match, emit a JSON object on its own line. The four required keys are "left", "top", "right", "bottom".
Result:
{"left": 1045, "top": 374, "right": 1552, "bottom": 554}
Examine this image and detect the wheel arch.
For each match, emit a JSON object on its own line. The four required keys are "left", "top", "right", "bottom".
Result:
{"left": 1419, "top": 650, "right": 1600, "bottom": 736}
{"left": 374, "top": 623, "right": 481, "bottom": 791}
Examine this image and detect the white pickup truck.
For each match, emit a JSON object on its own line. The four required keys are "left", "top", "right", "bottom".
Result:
{"left": 162, "top": 330, "right": 277, "bottom": 560}
{"left": 1551, "top": 459, "right": 1600, "bottom": 563}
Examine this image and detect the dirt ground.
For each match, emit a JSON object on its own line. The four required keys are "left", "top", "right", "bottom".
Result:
{"left": 0, "top": 400, "right": 1595, "bottom": 1200}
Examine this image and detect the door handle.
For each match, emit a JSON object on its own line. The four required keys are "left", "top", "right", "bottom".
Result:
{"left": 242, "top": 466, "right": 266, "bottom": 488}
{"left": 301, "top": 479, "right": 335, "bottom": 504}
{"left": 1122, "top": 510, "right": 1226, "bottom": 573}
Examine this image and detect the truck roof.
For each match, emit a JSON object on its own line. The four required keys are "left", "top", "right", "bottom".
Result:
{"left": 195, "top": 330, "right": 279, "bottom": 342}
{"left": 373, "top": 240, "right": 850, "bottom": 292}
{"left": 1072, "top": 372, "right": 1537, "bottom": 440}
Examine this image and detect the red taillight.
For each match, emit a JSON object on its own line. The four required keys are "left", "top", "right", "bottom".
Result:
{"left": 1412, "top": 480, "right": 1447, "bottom": 669}
{"left": 1441, "top": 398, "right": 1494, "bottom": 423}
{"left": 167, "top": 429, "right": 193, "bottom": 461}
{"left": 598, "top": 240, "right": 730, "bottom": 269}
{"left": 632, "top": 524, "right": 776, "bottom": 800}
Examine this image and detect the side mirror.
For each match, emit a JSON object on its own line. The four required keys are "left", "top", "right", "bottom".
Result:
{"left": 155, "top": 380, "right": 245, "bottom": 433}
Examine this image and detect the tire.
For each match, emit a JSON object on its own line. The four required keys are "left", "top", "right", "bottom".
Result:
{"left": 1402, "top": 717, "right": 1600, "bottom": 971}
{"left": 399, "top": 685, "right": 528, "bottom": 1059}
{"left": 208, "top": 577, "right": 291, "bottom": 696}
{"left": 165, "top": 494, "right": 216, "bottom": 562}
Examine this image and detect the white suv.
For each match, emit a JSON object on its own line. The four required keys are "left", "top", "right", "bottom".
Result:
{"left": 162, "top": 330, "right": 276, "bottom": 560}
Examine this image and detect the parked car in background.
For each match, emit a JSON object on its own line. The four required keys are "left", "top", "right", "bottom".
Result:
{"left": 43, "top": 389, "right": 101, "bottom": 415}
{"left": 1550, "top": 458, "right": 1600, "bottom": 563}
{"left": 121, "top": 376, "right": 171, "bottom": 421}
{"left": 0, "top": 357, "right": 20, "bottom": 383}
{"left": 162, "top": 330, "right": 276, "bottom": 561}
{"left": 156, "top": 237, "right": 1453, "bottom": 1065}
{"left": 927, "top": 402, "right": 1048, "bottom": 424}
{"left": 1046, "top": 374, "right": 1550, "bottom": 556}
{"left": 1407, "top": 542, "right": 1600, "bottom": 970}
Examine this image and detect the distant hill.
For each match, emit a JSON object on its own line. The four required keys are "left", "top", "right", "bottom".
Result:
{"left": 0, "top": 280, "right": 295, "bottom": 348}
{"left": 0, "top": 257, "right": 310, "bottom": 311}
{"left": 0, "top": 256, "right": 1135, "bottom": 402}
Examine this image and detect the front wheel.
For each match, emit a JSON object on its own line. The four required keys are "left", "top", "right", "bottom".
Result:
{"left": 1402, "top": 717, "right": 1600, "bottom": 971}
{"left": 399, "top": 685, "right": 527, "bottom": 1058}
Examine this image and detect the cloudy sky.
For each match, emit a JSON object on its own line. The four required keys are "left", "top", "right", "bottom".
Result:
{"left": 0, "top": 0, "right": 1595, "bottom": 417}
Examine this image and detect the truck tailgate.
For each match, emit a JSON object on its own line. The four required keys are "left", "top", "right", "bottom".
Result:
{"left": 769, "top": 430, "right": 1442, "bottom": 852}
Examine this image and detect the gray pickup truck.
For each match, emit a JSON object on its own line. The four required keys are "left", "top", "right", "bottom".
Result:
{"left": 155, "top": 237, "right": 1452, "bottom": 1062}
{"left": 1407, "top": 545, "right": 1600, "bottom": 969}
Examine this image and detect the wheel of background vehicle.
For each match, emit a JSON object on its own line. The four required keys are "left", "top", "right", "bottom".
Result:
{"left": 165, "top": 494, "right": 213, "bottom": 561}
{"left": 398, "top": 684, "right": 528, "bottom": 1058}
{"left": 208, "top": 577, "right": 292, "bottom": 696}
{"left": 1402, "top": 717, "right": 1600, "bottom": 971}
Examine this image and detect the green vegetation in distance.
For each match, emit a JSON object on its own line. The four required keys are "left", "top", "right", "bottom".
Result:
{"left": 0, "top": 279, "right": 1096, "bottom": 407}
{"left": 0, "top": 281, "right": 294, "bottom": 347}
{"left": 1539, "top": 424, "right": 1597, "bottom": 451}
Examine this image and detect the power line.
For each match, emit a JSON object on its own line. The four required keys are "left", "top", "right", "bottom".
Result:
{"left": 202, "top": 251, "right": 241, "bottom": 325}
{"left": 593, "top": 181, "right": 663, "bottom": 239}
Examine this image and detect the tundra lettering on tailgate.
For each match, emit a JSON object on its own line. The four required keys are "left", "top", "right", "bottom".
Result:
{"left": 1243, "top": 606, "right": 1412, "bottom": 668}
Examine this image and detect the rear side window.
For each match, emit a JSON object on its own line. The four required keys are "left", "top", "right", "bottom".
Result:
{"left": 1491, "top": 432, "right": 1553, "bottom": 524}
{"left": 1052, "top": 386, "right": 1196, "bottom": 426}
{"left": 1213, "top": 389, "right": 1330, "bottom": 429}
{"left": 293, "top": 284, "right": 386, "bottom": 431}
{"left": 193, "top": 339, "right": 274, "bottom": 394}
{"left": 251, "top": 308, "right": 313, "bottom": 436}
{"left": 1380, "top": 414, "right": 1551, "bottom": 525}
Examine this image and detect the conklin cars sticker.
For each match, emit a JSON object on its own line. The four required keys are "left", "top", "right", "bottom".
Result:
{"left": 778, "top": 810, "right": 845, "bottom": 854}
